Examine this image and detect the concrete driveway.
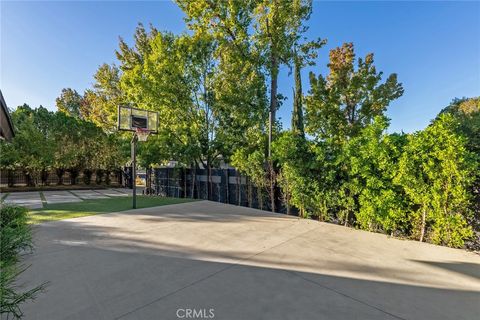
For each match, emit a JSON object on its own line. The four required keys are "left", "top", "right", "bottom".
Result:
{"left": 20, "top": 201, "right": 480, "bottom": 320}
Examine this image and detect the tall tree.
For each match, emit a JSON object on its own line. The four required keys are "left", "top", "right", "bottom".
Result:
{"left": 304, "top": 43, "right": 404, "bottom": 225}
{"left": 291, "top": 38, "right": 326, "bottom": 136}
{"left": 177, "top": 0, "right": 318, "bottom": 211}
{"left": 291, "top": 54, "right": 304, "bottom": 136}
{"left": 55, "top": 88, "right": 83, "bottom": 118}
{"left": 252, "top": 0, "right": 314, "bottom": 141}
{"left": 117, "top": 25, "right": 251, "bottom": 198}
{"left": 305, "top": 42, "right": 404, "bottom": 142}
{"left": 83, "top": 64, "right": 124, "bottom": 131}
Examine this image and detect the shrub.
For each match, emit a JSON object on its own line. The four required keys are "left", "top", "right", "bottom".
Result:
{"left": 0, "top": 204, "right": 47, "bottom": 318}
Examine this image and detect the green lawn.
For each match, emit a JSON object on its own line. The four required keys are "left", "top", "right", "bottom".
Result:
{"left": 29, "top": 196, "right": 194, "bottom": 224}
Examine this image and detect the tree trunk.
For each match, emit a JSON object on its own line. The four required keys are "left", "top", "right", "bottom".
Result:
{"left": 269, "top": 55, "right": 278, "bottom": 140}
{"left": 105, "top": 170, "right": 111, "bottom": 185}
{"left": 7, "top": 169, "right": 14, "bottom": 187}
{"left": 184, "top": 168, "right": 187, "bottom": 198}
{"left": 247, "top": 177, "right": 252, "bottom": 208}
{"left": 258, "top": 186, "right": 263, "bottom": 211}
{"left": 236, "top": 174, "right": 240, "bottom": 205}
{"left": 269, "top": 162, "right": 275, "bottom": 213}
{"left": 56, "top": 168, "right": 64, "bottom": 185}
{"left": 147, "top": 166, "right": 152, "bottom": 195}
{"left": 267, "top": 53, "right": 279, "bottom": 214}
{"left": 207, "top": 161, "right": 212, "bottom": 201}
{"left": 41, "top": 169, "right": 49, "bottom": 186}
{"left": 24, "top": 170, "right": 35, "bottom": 187}
{"left": 225, "top": 169, "right": 229, "bottom": 204}
{"left": 286, "top": 189, "right": 291, "bottom": 215}
{"left": 420, "top": 207, "right": 427, "bottom": 242}
{"left": 191, "top": 166, "right": 196, "bottom": 199}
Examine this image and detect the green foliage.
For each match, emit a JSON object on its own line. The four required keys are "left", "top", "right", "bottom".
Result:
{"left": 291, "top": 53, "right": 304, "bottom": 136}
{"left": 117, "top": 27, "right": 212, "bottom": 168}
{"left": 0, "top": 205, "right": 31, "bottom": 264}
{"left": 305, "top": 43, "right": 404, "bottom": 141}
{"left": 55, "top": 88, "right": 83, "bottom": 118}
{"left": 439, "top": 98, "right": 480, "bottom": 246}
{"left": 231, "top": 126, "right": 269, "bottom": 209}
{"left": 2, "top": 105, "right": 57, "bottom": 185}
{"left": 301, "top": 43, "right": 405, "bottom": 227}
{"left": 273, "top": 131, "right": 316, "bottom": 217}
{"left": 394, "top": 114, "right": 477, "bottom": 247}
{"left": 114, "top": 24, "right": 269, "bottom": 173}
{"left": 0, "top": 105, "right": 127, "bottom": 184}
{"left": 344, "top": 116, "right": 408, "bottom": 234}
{"left": 83, "top": 64, "right": 125, "bottom": 131}
{"left": 439, "top": 97, "right": 480, "bottom": 154}
{"left": 0, "top": 204, "right": 47, "bottom": 318}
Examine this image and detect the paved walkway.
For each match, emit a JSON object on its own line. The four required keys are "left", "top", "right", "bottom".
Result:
{"left": 20, "top": 201, "right": 480, "bottom": 320}
{"left": 1, "top": 188, "right": 131, "bottom": 209}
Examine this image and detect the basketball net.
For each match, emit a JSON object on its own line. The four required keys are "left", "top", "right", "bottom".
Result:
{"left": 135, "top": 127, "right": 150, "bottom": 142}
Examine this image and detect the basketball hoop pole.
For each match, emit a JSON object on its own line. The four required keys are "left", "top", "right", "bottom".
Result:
{"left": 118, "top": 105, "right": 158, "bottom": 208}
{"left": 131, "top": 133, "right": 138, "bottom": 209}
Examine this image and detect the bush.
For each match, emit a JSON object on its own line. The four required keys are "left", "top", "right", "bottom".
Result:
{"left": 0, "top": 204, "right": 47, "bottom": 318}
{"left": 430, "top": 214, "right": 474, "bottom": 248}
{"left": 0, "top": 205, "right": 32, "bottom": 263}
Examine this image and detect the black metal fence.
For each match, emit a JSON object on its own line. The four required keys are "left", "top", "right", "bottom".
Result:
{"left": 0, "top": 169, "right": 123, "bottom": 188}
{"left": 154, "top": 167, "right": 287, "bottom": 213}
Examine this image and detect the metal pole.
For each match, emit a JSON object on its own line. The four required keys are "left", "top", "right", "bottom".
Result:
{"left": 131, "top": 134, "right": 137, "bottom": 209}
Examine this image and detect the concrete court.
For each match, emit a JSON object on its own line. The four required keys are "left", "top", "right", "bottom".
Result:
{"left": 1, "top": 188, "right": 131, "bottom": 209}
{"left": 1, "top": 191, "right": 43, "bottom": 209}
{"left": 20, "top": 201, "right": 480, "bottom": 320}
{"left": 70, "top": 189, "right": 109, "bottom": 200}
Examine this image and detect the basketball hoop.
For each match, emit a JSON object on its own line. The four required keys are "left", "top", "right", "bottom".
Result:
{"left": 118, "top": 105, "right": 158, "bottom": 209}
{"left": 135, "top": 127, "right": 150, "bottom": 142}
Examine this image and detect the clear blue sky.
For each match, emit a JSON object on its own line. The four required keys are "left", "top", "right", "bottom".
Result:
{"left": 1, "top": 1, "right": 479, "bottom": 133}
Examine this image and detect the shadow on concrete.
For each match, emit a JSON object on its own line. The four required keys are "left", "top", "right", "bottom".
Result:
{"left": 412, "top": 260, "right": 480, "bottom": 281}
{"left": 21, "top": 214, "right": 480, "bottom": 320}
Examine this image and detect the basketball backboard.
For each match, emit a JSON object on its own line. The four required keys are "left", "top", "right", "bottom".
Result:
{"left": 118, "top": 105, "right": 158, "bottom": 133}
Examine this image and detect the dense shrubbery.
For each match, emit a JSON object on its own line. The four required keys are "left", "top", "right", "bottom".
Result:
{"left": 0, "top": 105, "right": 127, "bottom": 186}
{"left": 273, "top": 108, "right": 479, "bottom": 248}
{"left": 0, "top": 204, "right": 47, "bottom": 318}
